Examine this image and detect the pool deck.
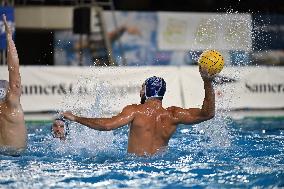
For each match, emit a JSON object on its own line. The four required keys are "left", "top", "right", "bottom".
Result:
{"left": 24, "top": 110, "right": 284, "bottom": 122}
{"left": 228, "top": 110, "right": 284, "bottom": 120}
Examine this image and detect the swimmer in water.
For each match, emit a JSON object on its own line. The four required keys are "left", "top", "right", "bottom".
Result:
{"left": 63, "top": 67, "right": 215, "bottom": 156}
{"left": 51, "top": 117, "right": 69, "bottom": 141}
{"left": 0, "top": 15, "right": 27, "bottom": 156}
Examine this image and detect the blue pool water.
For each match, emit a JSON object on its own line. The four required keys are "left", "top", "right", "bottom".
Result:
{"left": 1, "top": 116, "right": 284, "bottom": 188}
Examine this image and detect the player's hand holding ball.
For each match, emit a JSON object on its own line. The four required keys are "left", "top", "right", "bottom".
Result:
{"left": 198, "top": 50, "right": 224, "bottom": 80}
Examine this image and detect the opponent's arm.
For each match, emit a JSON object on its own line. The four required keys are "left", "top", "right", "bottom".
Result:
{"left": 170, "top": 67, "right": 215, "bottom": 125}
{"left": 3, "top": 15, "right": 21, "bottom": 99}
{"left": 62, "top": 105, "right": 137, "bottom": 131}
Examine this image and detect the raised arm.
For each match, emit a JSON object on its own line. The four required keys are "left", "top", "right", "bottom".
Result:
{"left": 170, "top": 67, "right": 215, "bottom": 125}
{"left": 62, "top": 105, "right": 137, "bottom": 131}
{"left": 3, "top": 15, "right": 21, "bottom": 98}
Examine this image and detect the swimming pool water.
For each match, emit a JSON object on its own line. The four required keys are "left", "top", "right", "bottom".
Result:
{"left": 1, "top": 116, "right": 284, "bottom": 189}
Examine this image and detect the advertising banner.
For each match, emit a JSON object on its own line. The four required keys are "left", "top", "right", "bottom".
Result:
{"left": 158, "top": 12, "right": 252, "bottom": 51}
{"left": 54, "top": 11, "right": 259, "bottom": 67}
{"left": 1, "top": 66, "right": 283, "bottom": 113}
{"left": 55, "top": 11, "right": 237, "bottom": 66}
{"left": 181, "top": 67, "right": 284, "bottom": 110}
{"left": 228, "top": 67, "right": 284, "bottom": 109}
{"left": 0, "top": 66, "right": 182, "bottom": 114}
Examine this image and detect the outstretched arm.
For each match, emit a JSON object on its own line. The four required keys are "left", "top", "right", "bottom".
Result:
{"left": 62, "top": 105, "right": 137, "bottom": 131}
{"left": 3, "top": 15, "right": 21, "bottom": 99}
{"left": 170, "top": 66, "right": 215, "bottom": 125}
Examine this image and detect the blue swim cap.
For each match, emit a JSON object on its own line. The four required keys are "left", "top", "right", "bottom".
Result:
{"left": 144, "top": 76, "right": 166, "bottom": 99}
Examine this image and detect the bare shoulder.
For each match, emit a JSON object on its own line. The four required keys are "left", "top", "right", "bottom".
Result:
{"left": 121, "top": 104, "right": 140, "bottom": 114}
{"left": 166, "top": 106, "right": 183, "bottom": 114}
{"left": 125, "top": 104, "right": 139, "bottom": 109}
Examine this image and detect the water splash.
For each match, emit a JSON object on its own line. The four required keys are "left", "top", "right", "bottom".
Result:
{"left": 188, "top": 9, "right": 271, "bottom": 66}
{"left": 45, "top": 70, "right": 125, "bottom": 157}
{"left": 188, "top": 9, "right": 273, "bottom": 148}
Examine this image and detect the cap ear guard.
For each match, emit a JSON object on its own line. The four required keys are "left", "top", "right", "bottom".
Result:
{"left": 0, "top": 88, "right": 7, "bottom": 100}
{"left": 0, "top": 80, "right": 8, "bottom": 101}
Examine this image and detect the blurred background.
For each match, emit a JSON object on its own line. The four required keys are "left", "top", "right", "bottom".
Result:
{"left": 0, "top": 0, "right": 283, "bottom": 119}
{"left": 0, "top": 0, "right": 283, "bottom": 67}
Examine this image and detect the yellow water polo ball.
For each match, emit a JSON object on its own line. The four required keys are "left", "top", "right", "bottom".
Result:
{"left": 198, "top": 50, "right": 224, "bottom": 76}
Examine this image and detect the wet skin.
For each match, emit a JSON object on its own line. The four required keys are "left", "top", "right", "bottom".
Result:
{"left": 63, "top": 67, "right": 215, "bottom": 156}
{"left": 0, "top": 15, "right": 27, "bottom": 155}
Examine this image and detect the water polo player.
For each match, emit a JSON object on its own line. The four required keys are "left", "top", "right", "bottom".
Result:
{"left": 62, "top": 67, "right": 216, "bottom": 156}
{"left": 51, "top": 117, "right": 70, "bottom": 141}
{"left": 0, "top": 15, "right": 27, "bottom": 156}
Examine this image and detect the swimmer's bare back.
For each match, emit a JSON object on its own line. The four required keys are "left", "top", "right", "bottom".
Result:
{"left": 63, "top": 67, "right": 215, "bottom": 156}
{"left": 0, "top": 15, "right": 27, "bottom": 155}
